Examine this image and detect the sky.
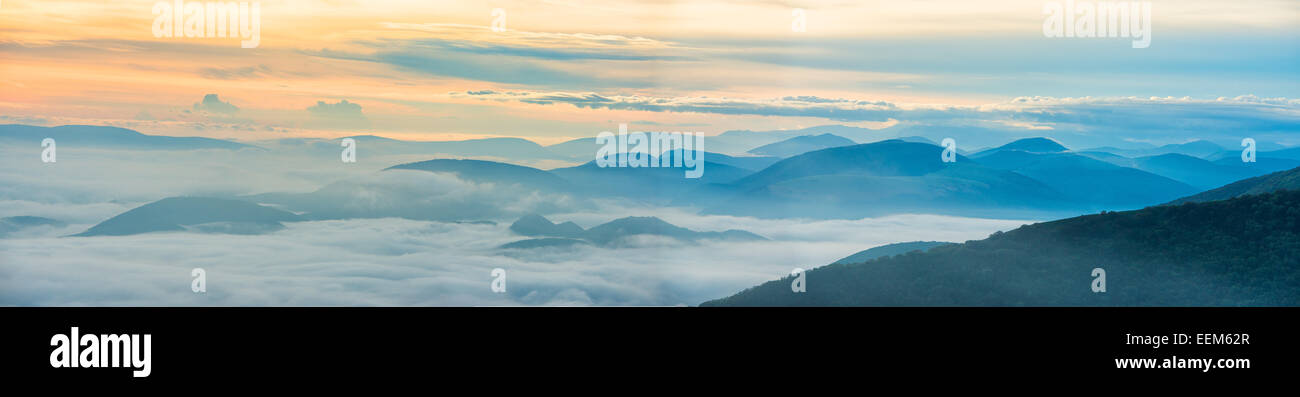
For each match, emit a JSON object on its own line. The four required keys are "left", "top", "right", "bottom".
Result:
{"left": 1, "top": 0, "right": 1298, "bottom": 146}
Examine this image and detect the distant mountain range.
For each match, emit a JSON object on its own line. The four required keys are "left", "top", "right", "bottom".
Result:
{"left": 74, "top": 197, "right": 301, "bottom": 236}
{"left": 19, "top": 123, "right": 1298, "bottom": 223}
{"left": 388, "top": 159, "right": 574, "bottom": 192}
{"left": 0, "top": 216, "right": 65, "bottom": 237}
{"left": 972, "top": 150, "right": 1197, "bottom": 208}
{"left": 704, "top": 187, "right": 1300, "bottom": 306}
{"left": 549, "top": 152, "right": 754, "bottom": 203}
{"left": 501, "top": 214, "right": 766, "bottom": 248}
{"left": 337, "top": 135, "right": 563, "bottom": 161}
{"left": 1083, "top": 140, "right": 1228, "bottom": 159}
{"left": 684, "top": 140, "right": 1082, "bottom": 219}
{"left": 261, "top": 137, "right": 1217, "bottom": 220}
{"left": 0, "top": 124, "right": 254, "bottom": 150}
{"left": 510, "top": 214, "right": 585, "bottom": 237}
{"left": 971, "top": 137, "right": 1069, "bottom": 156}
{"left": 747, "top": 133, "right": 856, "bottom": 158}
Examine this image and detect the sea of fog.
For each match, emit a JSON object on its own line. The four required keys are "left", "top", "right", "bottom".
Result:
{"left": 0, "top": 212, "right": 1032, "bottom": 306}
{"left": 0, "top": 144, "right": 1034, "bottom": 306}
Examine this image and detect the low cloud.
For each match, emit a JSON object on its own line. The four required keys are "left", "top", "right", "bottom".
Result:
{"left": 0, "top": 212, "right": 1026, "bottom": 306}
{"left": 306, "top": 99, "right": 370, "bottom": 130}
{"left": 192, "top": 94, "right": 240, "bottom": 114}
{"left": 458, "top": 90, "right": 1300, "bottom": 146}
{"left": 457, "top": 90, "right": 902, "bottom": 122}
{"left": 0, "top": 139, "right": 1031, "bottom": 306}
{"left": 199, "top": 65, "right": 273, "bottom": 80}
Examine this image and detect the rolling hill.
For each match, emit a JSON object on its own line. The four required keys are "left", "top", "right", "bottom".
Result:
{"left": 974, "top": 150, "right": 1197, "bottom": 209}
{"left": 1167, "top": 166, "right": 1300, "bottom": 204}
{"left": 832, "top": 241, "right": 954, "bottom": 265}
{"left": 704, "top": 189, "right": 1300, "bottom": 306}
{"left": 549, "top": 153, "right": 754, "bottom": 203}
{"left": 971, "top": 137, "right": 1069, "bottom": 157}
{"left": 387, "top": 159, "right": 574, "bottom": 192}
{"left": 501, "top": 215, "right": 766, "bottom": 248}
{"left": 75, "top": 197, "right": 301, "bottom": 236}
{"left": 1084, "top": 140, "right": 1227, "bottom": 159}
{"left": 0, "top": 124, "right": 254, "bottom": 150}
{"left": 747, "top": 133, "right": 856, "bottom": 158}
{"left": 510, "top": 214, "right": 584, "bottom": 238}
{"left": 0, "top": 216, "right": 66, "bottom": 237}
{"left": 685, "top": 140, "right": 1079, "bottom": 219}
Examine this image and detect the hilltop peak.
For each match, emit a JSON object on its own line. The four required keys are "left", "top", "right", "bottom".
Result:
{"left": 993, "top": 137, "right": 1069, "bottom": 153}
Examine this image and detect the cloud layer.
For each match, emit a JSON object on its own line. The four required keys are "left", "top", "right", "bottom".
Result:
{"left": 0, "top": 213, "right": 1027, "bottom": 306}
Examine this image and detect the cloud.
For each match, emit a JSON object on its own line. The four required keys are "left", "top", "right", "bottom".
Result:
{"left": 0, "top": 138, "right": 1031, "bottom": 307}
{"left": 456, "top": 90, "right": 1300, "bottom": 146}
{"left": 0, "top": 210, "right": 1027, "bottom": 306}
{"left": 375, "top": 23, "right": 683, "bottom": 59}
{"left": 307, "top": 99, "right": 365, "bottom": 118}
{"left": 0, "top": 130, "right": 1033, "bottom": 307}
{"left": 305, "top": 99, "right": 371, "bottom": 130}
{"left": 199, "top": 65, "right": 272, "bottom": 80}
{"left": 0, "top": 115, "right": 49, "bottom": 125}
{"left": 456, "top": 90, "right": 902, "bottom": 122}
{"left": 192, "top": 94, "right": 239, "bottom": 114}
{"left": 305, "top": 23, "right": 684, "bottom": 89}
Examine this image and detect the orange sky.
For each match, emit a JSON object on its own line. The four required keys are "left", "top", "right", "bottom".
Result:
{"left": 1, "top": 0, "right": 1296, "bottom": 143}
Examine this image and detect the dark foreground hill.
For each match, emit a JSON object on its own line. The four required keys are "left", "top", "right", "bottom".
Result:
{"left": 832, "top": 241, "right": 954, "bottom": 264}
{"left": 1167, "top": 166, "right": 1300, "bottom": 205}
{"left": 703, "top": 190, "right": 1300, "bottom": 306}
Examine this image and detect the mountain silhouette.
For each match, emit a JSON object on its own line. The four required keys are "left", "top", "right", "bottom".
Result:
{"left": 499, "top": 237, "right": 592, "bottom": 249}
{"left": 974, "top": 150, "right": 1197, "bottom": 209}
{"left": 686, "top": 140, "right": 1076, "bottom": 219}
{"left": 833, "top": 241, "right": 954, "bottom": 264}
{"left": 971, "top": 137, "right": 1069, "bottom": 157}
{"left": 704, "top": 189, "right": 1300, "bottom": 306}
{"left": 1124, "top": 153, "right": 1264, "bottom": 190}
{"left": 1084, "top": 140, "right": 1226, "bottom": 159}
{"left": 75, "top": 197, "right": 301, "bottom": 236}
{"left": 0, "top": 124, "right": 254, "bottom": 150}
{"left": 1167, "top": 166, "right": 1300, "bottom": 204}
{"left": 0, "top": 216, "right": 66, "bottom": 237}
{"left": 501, "top": 215, "right": 766, "bottom": 248}
{"left": 387, "top": 158, "right": 573, "bottom": 192}
{"left": 549, "top": 153, "right": 752, "bottom": 203}
{"left": 510, "top": 214, "right": 584, "bottom": 238}
{"left": 747, "top": 133, "right": 856, "bottom": 158}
